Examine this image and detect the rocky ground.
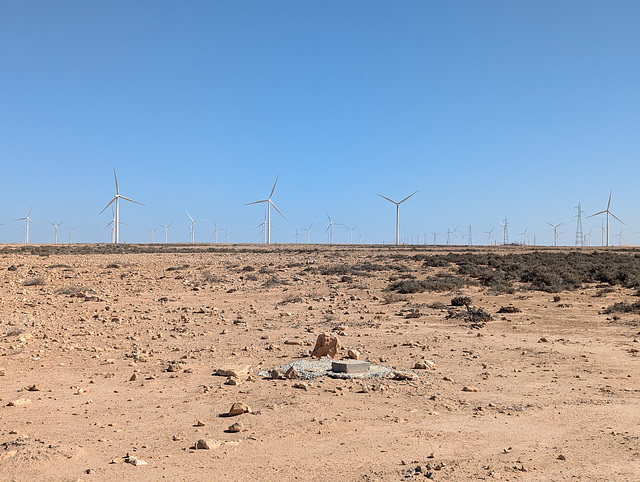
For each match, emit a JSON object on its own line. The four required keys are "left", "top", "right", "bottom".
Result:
{"left": 0, "top": 244, "right": 638, "bottom": 481}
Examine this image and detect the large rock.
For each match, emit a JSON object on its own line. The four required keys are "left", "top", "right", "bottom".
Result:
{"left": 228, "top": 402, "right": 251, "bottom": 416}
{"left": 311, "top": 333, "right": 340, "bottom": 359}
{"left": 216, "top": 365, "right": 251, "bottom": 378}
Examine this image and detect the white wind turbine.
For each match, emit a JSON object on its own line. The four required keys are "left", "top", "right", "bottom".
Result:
{"left": 484, "top": 228, "right": 494, "bottom": 245}
{"left": 432, "top": 231, "right": 439, "bottom": 245}
{"left": 588, "top": 190, "right": 623, "bottom": 247}
{"left": 15, "top": 205, "right": 37, "bottom": 244}
{"left": 345, "top": 226, "right": 358, "bottom": 244}
{"left": 186, "top": 211, "right": 204, "bottom": 244}
{"left": 212, "top": 221, "right": 223, "bottom": 244}
{"left": 99, "top": 168, "right": 144, "bottom": 244}
{"left": 159, "top": 222, "right": 173, "bottom": 244}
{"left": 375, "top": 190, "right": 418, "bottom": 245}
{"left": 325, "top": 213, "right": 343, "bottom": 244}
{"left": 293, "top": 228, "right": 302, "bottom": 244}
{"left": 245, "top": 176, "right": 286, "bottom": 244}
{"left": 66, "top": 226, "right": 76, "bottom": 244}
{"left": 148, "top": 227, "right": 158, "bottom": 244}
{"left": 546, "top": 221, "right": 564, "bottom": 247}
{"left": 301, "top": 224, "right": 313, "bottom": 244}
{"left": 519, "top": 227, "right": 528, "bottom": 245}
{"left": 616, "top": 229, "right": 624, "bottom": 246}
{"left": 49, "top": 221, "right": 64, "bottom": 244}
{"left": 224, "top": 227, "right": 233, "bottom": 244}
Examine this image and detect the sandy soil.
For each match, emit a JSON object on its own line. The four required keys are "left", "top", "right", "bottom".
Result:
{"left": 0, "top": 244, "right": 638, "bottom": 481}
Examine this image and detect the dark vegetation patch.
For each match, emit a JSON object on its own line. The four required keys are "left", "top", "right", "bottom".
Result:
{"left": 497, "top": 306, "right": 522, "bottom": 313}
{"left": 447, "top": 305, "right": 493, "bottom": 328}
{"left": 23, "top": 277, "right": 46, "bottom": 286}
{"left": 166, "top": 265, "right": 189, "bottom": 271}
{"left": 56, "top": 285, "right": 92, "bottom": 295}
{"left": 451, "top": 296, "right": 472, "bottom": 307}
{"left": 202, "top": 271, "right": 224, "bottom": 283}
{"left": 388, "top": 275, "right": 469, "bottom": 294}
{"left": 262, "top": 276, "right": 289, "bottom": 288}
{"left": 603, "top": 301, "right": 640, "bottom": 314}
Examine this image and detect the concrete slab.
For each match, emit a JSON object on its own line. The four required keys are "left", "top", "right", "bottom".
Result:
{"left": 331, "top": 360, "right": 370, "bottom": 374}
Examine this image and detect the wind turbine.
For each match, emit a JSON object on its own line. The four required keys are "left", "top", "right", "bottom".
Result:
{"left": 375, "top": 190, "right": 418, "bottom": 245}
{"left": 301, "top": 224, "right": 313, "bottom": 244}
{"left": 546, "top": 221, "right": 564, "bottom": 247}
{"left": 66, "top": 226, "right": 76, "bottom": 244}
{"left": 186, "top": 211, "right": 204, "bottom": 244}
{"left": 325, "top": 213, "right": 343, "bottom": 244}
{"left": 15, "top": 205, "right": 37, "bottom": 244}
{"left": 159, "top": 222, "right": 173, "bottom": 244}
{"left": 484, "top": 228, "right": 494, "bottom": 245}
{"left": 519, "top": 228, "right": 528, "bottom": 245}
{"left": 245, "top": 176, "right": 286, "bottom": 244}
{"left": 616, "top": 229, "right": 624, "bottom": 246}
{"left": 345, "top": 226, "right": 358, "bottom": 244}
{"left": 224, "top": 227, "right": 233, "bottom": 244}
{"left": 99, "top": 168, "right": 144, "bottom": 244}
{"left": 49, "top": 221, "right": 64, "bottom": 244}
{"left": 212, "top": 221, "right": 223, "bottom": 244}
{"left": 148, "top": 227, "right": 158, "bottom": 244}
{"left": 588, "top": 190, "right": 623, "bottom": 247}
{"left": 293, "top": 228, "right": 302, "bottom": 244}
{"left": 432, "top": 231, "right": 439, "bottom": 245}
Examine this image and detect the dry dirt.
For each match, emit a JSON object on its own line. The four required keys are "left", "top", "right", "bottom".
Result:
{"left": 0, "top": 244, "right": 638, "bottom": 481}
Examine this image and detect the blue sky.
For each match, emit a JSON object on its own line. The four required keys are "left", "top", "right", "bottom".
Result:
{"left": 2, "top": 1, "right": 639, "bottom": 245}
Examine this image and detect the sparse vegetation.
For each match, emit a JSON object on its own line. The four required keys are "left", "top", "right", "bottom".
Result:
{"left": 603, "top": 301, "right": 640, "bottom": 314}
{"left": 23, "top": 277, "right": 45, "bottom": 286}
{"left": 451, "top": 295, "right": 472, "bottom": 307}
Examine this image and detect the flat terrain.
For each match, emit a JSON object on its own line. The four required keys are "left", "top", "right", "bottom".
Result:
{"left": 0, "top": 244, "right": 638, "bottom": 481}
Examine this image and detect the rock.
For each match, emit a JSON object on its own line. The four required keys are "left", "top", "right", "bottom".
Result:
{"left": 228, "top": 402, "right": 250, "bottom": 416}
{"left": 462, "top": 386, "right": 480, "bottom": 392}
{"left": 557, "top": 454, "right": 566, "bottom": 460}
{"left": 269, "top": 368, "right": 284, "bottom": 379}
{"left": 284, "top": 366, "right": 299, "bottom": 379}
{"left": 347, "top": 349, "right": 360, "bottom": 360}
{"left": 26, "top": 384, "right": 40, "bottom": 391}
{"left": 125, "top": 455, "right": 148, "bottom": 466}
{"left": 228, "top": 422, "right": 243, "bottom": 433}
{"left": 216, "top": 365, "right": 251, "bottom": 378}
{"left": 195, "top": 420, "right": 205, "bottom": 427}
{"left": 293, "top": 382, "right": 308, "bottom": 390}
{"left": 414, "top": 360, "right": 436, "bottom": 370}
{"left": 393, "top": 372, "right": 417, "bottom": 381}
{"left": 129, "top": 373, "right": 138, "bottom": 381}
{"left": 224, "top": 376, "right": 240, "bottom": 386}
{"left": 8, "top": 398, "right": 31, "bottom": 407}
{"left": 196, "top": 439, "right": 221, "bottom": 450}
{"left": 311, "top": 333, "right": 340, "bottom": 358}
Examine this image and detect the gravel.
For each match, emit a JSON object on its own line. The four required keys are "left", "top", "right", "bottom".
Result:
{"left": 258, "top": 358, "right": 395, "bottom": 380}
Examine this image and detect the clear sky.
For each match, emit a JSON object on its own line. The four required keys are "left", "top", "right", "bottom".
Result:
{"left": 2, "top": 1, "right": 640, "bottom": 246}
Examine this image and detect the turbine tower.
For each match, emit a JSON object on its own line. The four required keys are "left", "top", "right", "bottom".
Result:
{"left": 159, "top": 222, "right": 173, "bottom": 244}
{"left": 484, "top": 228, "right": 494, "bottom": 245}
{"left": 99, "top": 168, "right": 144, "bottom": 244}
{"left": 148, "top": 228, "right": 157, "bottom": 244}
{"left": 345, "top": 226, "right": 358, "bottom": 244}
{"left": 66, "top": 226, "right": 76, "bottom": 244}
{"left": 375, "top": 190, "right": 418, "bottom": 245}
{"left": 186, "top": 211, "right": 197, "bottom": 243}
{"left": 302, "top": 224, "right": 313, "bottom": 244}
{"left": 245, "top": 176, "right": 286, "bottom": 244}
{"left": 546, "top": 221, "right": 564, "bottom": 247}
{"left": 588, "top": 190, "right": 623, "bottom": 247}
{"left": 325, "top": 213, "right": 342, "bottom": 244}
{"left": 15, "top": 205, "right": 37, "bottom": 244}
{"left": 212, "top": 221, "right": 223, "bottom": 244}
{"left": 49, "top": 221, "right": 64, "bottom": 244}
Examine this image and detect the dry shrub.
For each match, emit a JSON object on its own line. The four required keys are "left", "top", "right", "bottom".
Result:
{"left": 23, "top": 277, "right": 45, "bottom": 286}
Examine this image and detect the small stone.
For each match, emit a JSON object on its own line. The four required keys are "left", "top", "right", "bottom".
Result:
{"left": 8, "top": 398, "right": 31, "bottom": 407}
{"left": 539, "top": 337, "right": 549, "bottom": 343}
{"left": 393, "top": 371, "right": 416, "bottom": 381}
{"left": 26, "top": 384, "right": 40, "bottom": 391}
{"left": 270, "top": 368, "right": 284, "bottom": 380}
{"left": 284, "top": 366, "right": 299, "bottom": 379}
{"left": 228, "top": 402, "right": 250, "bottom": 416}
{"left": 557, "top": 454, "right": 566, "bottom": 460}
{"left": 228, "top": 422, "right": 243, "bottom": 433}
{"left": 293, "top": 382, "right": 308, "bottom": 390}
{"left": 195, "top": 420, "right": 205, "bottom": 427}
{"left": 347, "top": 349, "right": 360, "bottom": 360}
{"left": 311, "top": 333, "right": 340, "bottom": 359}
{"left": 125, "top": 455, "right": 147, "bottom": 466}
{"left": 196, "top": 439, "right": 221, "bottom": 450}
{"left": 225, "top": 376, "right": 240, "bottom": 386}
{"left": 129, "top": 373, "right": 137, "bottom": 381}
{"left": 216, "top": 365, "right": 251, "bottom": 378}
{"left": 462, "top": 386, "right": 480, "bottom": 392}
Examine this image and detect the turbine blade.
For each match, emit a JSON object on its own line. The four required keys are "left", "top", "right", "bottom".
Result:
{"left": 398, "top": 190, "right": 419, "bottom": 204}
{"left": 120, "top": 196, "right": 144, "bottom": 206}
{"left": 269, "top": 175, "right": 279, "bottom": 200}
{"left": 270, "top": 201, "right": 287, "bottom": 221}
{"left": 185, "top": 210, "right": 194, "bottom": 221}
{"left": 113, "top": 167, "right": 119, "bottom": 194}
{"left": 375, "top": 193, "right": 396, "bottom": 204}
{"left": 99, "top": 197, "right": 116, "bottom": 214}
{"left": 326, "top": 212, "right": 332, "bottom": 223}
{"left": 607, "top": 189, "right": 612, "bottom": 210}
{"left": 28, "top": 204, "right": 33, "bottom": 216}
{"left": 587, "top": 210, "right": 606, "bottom": 218}
{"left": 245, "top": 199, "right": 268, "bottom": 206}
{"left": 610, "top": 212, "right": 625, "bottom": 224}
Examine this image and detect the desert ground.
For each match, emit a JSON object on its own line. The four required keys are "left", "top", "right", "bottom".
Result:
{"left": 0, "top": 243, "right": 638, "bottom": 481}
